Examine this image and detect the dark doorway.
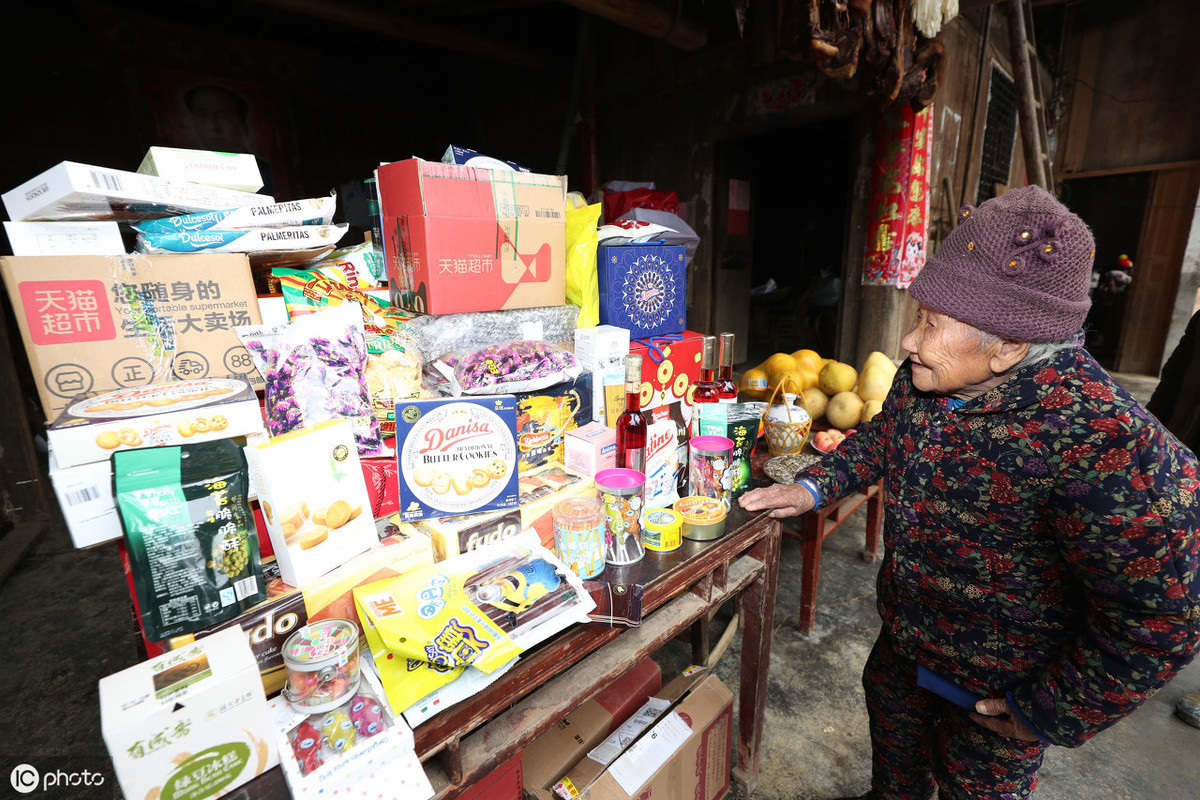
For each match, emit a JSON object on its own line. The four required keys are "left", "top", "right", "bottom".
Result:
{"left": 714, "top": 115, "right": 856, "bottom": 365}
{"left": 1062, "top": 172, "right": 1151, "bottom": 368}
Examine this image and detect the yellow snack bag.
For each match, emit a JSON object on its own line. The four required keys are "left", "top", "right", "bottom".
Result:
{"left": 354, "top": 532, "right": 595, "bottom": 714}
{"left": 565, "top": 201, "right": 602, "bottom": 328}
{"left": 355, "top": 590, "right": 467, "bottom": 712}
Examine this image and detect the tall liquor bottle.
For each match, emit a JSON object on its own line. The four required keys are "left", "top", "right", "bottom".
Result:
{"left": 615, "top": 354, "right": 647, "bottom": 472}
{"left": 692, "top": 335, "right": 721, "bottom": 405}
{"left": 717, "top": 332, "right": 738, "bottom": 402}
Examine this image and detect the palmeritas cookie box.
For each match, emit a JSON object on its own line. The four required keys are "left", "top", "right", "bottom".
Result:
{"left": 394, "top": 395, "right": 520, "bottom": 522}
{"left": 244, "top": 419, "right": 381, "bottom": 588}
{"left": 47, "top": 377, "right": 267, "bottom": 469}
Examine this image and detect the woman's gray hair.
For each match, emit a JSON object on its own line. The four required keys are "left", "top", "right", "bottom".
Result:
{"left": 969, "top": 327, "right": 1077, "bottom": 370}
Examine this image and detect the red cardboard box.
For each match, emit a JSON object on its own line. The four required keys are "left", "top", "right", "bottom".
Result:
{"left": 377, "top": 158, "right": 567, "bottom": 315}
{"left": 628, "top": 330, "right": 705, "bottom": 412}
{"left": 459, "top": 751, "right": 523, "bottom": 800}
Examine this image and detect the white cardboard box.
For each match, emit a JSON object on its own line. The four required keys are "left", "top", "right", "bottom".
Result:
{"left": 99, "top": 627, "right": 280, "bottom": 800}
{"left": 46, "top": 377, "right": 267, "bottom": 470}
{"left": 269, "top": 658, "right": 433, "bottom": 799}
{"left": 573, "top": 326, "right": 630, "bottom": 422}
{"left": 47, "top": 450, "right": 122, "bottom": 548}
{"left": 3, "top": 220, "right": 125, "bottom": 256}
{"left": 2, "top": 160, "right": 273, "bottom": 222}
{"left": 244, "top": 419, "right": 381, "bottom": 588}
{"left": 138, "top": 146, "right": 264, "bottom": 193}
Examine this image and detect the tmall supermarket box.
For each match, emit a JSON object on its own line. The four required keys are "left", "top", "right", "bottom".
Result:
{"left": 596, "top": 243, "right": 686, "bottom": 339}
{"left": 376, "top": 158, "right": 567, "bottom": 315}
{"left": 0, "top": 253, "right": 263, "bottom": 423}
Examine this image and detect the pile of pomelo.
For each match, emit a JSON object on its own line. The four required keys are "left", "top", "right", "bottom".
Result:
{"left": 737, "top": 348, "right": 899, "bottom": 431}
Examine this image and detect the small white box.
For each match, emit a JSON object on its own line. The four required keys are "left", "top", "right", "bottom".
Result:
{"left": 47, "top": 450, "right": 122, "bottom": 548}
{"left": 269, "top": 660, "right": 433, "bottom": 799}
{"left": 573, "top": 326, "right": 630, "bottom": 422}
{"left": 2, "top": 160, "right": 272, "bottom": 222}
{"left": 244, "top": 419, "right": 381, "bottom": 588}
{"left": 564, "top": 422, "right": 617, "bottom": 477}
{"left": 100, "top": 627, "right": 280, "bottom": 800}
{"left": 3, "top": 220, "right": 125, "bottom": 256}
{"left": 574, "top": 325, "right": 631, "bottom": 369}
{"left": 138, "top": 146, "right": 264, "bottom": 193}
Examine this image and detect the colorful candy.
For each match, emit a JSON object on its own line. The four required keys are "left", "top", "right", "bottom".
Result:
{"left": 450, "top": 340, "right": 578, "bottom": 392}
{"left": 289, "top": 720, "right": 325, "bottom": 776}
{"left": 319, "top": 709, "right": 357, "bottom": 752}
{"left": 348, "top": 694, "right": 385, "bottom": 738}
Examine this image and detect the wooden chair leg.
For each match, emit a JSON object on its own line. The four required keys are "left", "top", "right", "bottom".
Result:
{"left": 798, "top": 516, "right": 823, "bottom": 635}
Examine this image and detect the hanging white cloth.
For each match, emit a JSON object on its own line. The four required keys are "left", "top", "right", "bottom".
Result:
{"left": 913, "top": 0, "right": 960, "bottom": 38}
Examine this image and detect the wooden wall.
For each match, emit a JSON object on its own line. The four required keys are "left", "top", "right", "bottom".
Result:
{"left": 1059, "top": 0, "right": 1200, "bottom": 175}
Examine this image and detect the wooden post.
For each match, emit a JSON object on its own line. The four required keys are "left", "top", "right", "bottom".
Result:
{"left": 1007, "top": 0, "right": 1049, "bottom": 189}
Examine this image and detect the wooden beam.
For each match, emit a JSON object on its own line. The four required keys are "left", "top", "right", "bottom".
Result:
{"left": 1063, "top": 159, "right": 1200, "bottom": 181}
{"left": 251, "top": 0, "right": 546, "bottom": 68}
{"left": 557, "top": 0, "right": 707, "bottom": 51}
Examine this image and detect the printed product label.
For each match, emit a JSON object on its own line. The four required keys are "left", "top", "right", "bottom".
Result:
{"left": 20, "top": 279, "right": 116, "bottom": 344}
{"left": 642, "top": 509, "right": 681, "bottom": 552}
{"left": 68, "top": 378, "right": 247, "bottom": 418}
{"left": 554, "top": 519, "right": 605, "bottom": 579}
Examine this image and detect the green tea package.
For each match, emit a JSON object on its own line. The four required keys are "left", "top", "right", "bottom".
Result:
{"left": 694, "top": 402, "right": 762, "bottom": 500}
{"left": 114, "top": 439, "right": 267, "bottom": 642}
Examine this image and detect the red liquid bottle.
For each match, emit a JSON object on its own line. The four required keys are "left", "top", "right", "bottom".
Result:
{"left": 692, "top": 335, "right": 721, "bottom": 405}
{"left": 717, "top": 331, "right": 738, "bottom": 402}
{"left": 615, "top": 354, "right": 647, "bottom": 472}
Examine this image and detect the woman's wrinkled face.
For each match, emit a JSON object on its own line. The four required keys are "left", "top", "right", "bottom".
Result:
{"left": 900, "top": 306, "right": 1002, "bottom": 399}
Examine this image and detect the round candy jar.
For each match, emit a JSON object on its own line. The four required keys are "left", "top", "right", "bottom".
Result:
{"left": 675, "top": 496, "right": 728, "bottom": 541}
{"left": 595, "top": 468, "right": 647, "bottom": 566}
{"left": 281, "top": 618, "right": 361, "bottom": 714}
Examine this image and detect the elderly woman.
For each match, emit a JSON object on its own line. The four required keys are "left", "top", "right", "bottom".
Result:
{"left": 740, "top": 186, "right": 1200, "bottom": 800}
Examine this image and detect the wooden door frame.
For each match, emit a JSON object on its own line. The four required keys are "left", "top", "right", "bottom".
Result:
{"left": 1113, "top": 163, "right": 1200, "bottom": 374}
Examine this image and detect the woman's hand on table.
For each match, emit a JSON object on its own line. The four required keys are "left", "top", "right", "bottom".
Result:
{"left": 738, "top": 482, "right": 817, "bottom": 518}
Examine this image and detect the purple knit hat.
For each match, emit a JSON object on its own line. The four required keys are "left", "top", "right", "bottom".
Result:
{"left": 908, "top": 186, "right": 1095, "bottom": 342}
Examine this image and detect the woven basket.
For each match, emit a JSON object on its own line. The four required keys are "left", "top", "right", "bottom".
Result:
{"left": 762, "top": 379, "right": 813, "bottom": 456}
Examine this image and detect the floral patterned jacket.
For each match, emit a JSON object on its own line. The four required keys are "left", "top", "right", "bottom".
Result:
{"left": 800, "top": 344, "right": 1200, "bottom": 747}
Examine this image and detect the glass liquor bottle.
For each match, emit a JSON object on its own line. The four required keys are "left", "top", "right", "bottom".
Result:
{"left": 615, "top": 354, "right": 647, "bottom": 472}
{"left": 717, "top": 331, "right": 738, "bottom": 402}
{"left": 692, "top": 335, "right": 721, "bottom": 405}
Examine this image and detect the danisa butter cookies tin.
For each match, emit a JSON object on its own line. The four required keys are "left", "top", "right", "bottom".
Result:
{"left": 47, "top": 377, "right": 267, "bottom": 468}
{"left": 395, "top": 396, "right": 520, "bottom": 521}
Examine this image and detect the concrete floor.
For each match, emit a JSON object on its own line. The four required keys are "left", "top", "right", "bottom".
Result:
{"left": 2, "top": 370, "right": 1196, "bottom": 800}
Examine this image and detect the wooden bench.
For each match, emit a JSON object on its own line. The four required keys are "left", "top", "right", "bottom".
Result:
{"left": 784, "top": 480, "right": 884, "bottom": 634}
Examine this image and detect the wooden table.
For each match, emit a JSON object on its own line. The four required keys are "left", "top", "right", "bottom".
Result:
{"left": 785, "top": 480, "right": 883, "bottom": 635}
{"left": 246, "top": 505, "right": 782, "bottom": 798}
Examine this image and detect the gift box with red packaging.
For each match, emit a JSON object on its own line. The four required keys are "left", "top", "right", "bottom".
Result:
{"left": 628, "top": 330, "right": 704, "bottom": 412}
